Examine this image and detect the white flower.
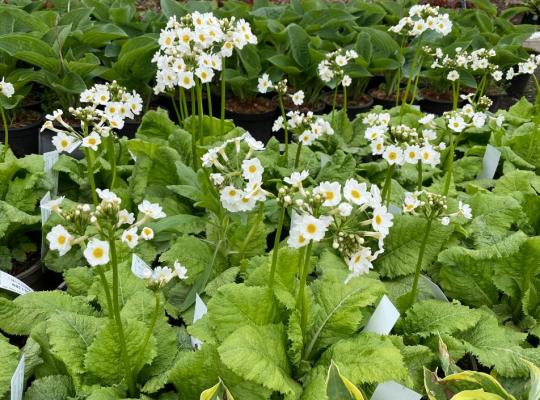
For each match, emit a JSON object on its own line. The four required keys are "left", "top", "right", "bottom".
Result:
{"left": 296, "top": 214, "right": 331, "bottom": 242}
{"left": 364, "top": 125, "right": 387, "bottom": 141}
{"left": 314, "top": 181, "right": 342, "bottom": 207}
{"left": 419, "top": 114, "right": 434, "bottom": 125}
{"left": 241, "top": 158, "right": 264, "bottom": 181}
{"left": 174, "top": 261, "right": 189, "bottom": 280}
{"left": 0, "top": 77, "right": 14, "bottom": 98}
{"left": 220, "top": 185, "right": 242, "bottom": 211}
{"left": 344, "top": 179, "right": 370, "bottom": 206}
{"left": 447, "top": 70, "right": 460, "bottom": 81}
{"left": 338, "top": 202, "right": 353, "bottom": 217}
{"left": 140, "top": 226, "right": 155, "bottom": 240}
{"left": 210, "top": 173, "right": 225, "bottom": 185}
{"left": 371, "top": 206, "right": 394, "bottom": 236}
{"left": 178, "top": 71, "right": 195, "bottom": 89}
{"left": 244, "top": 133, "right": 265, "bottom": 151}
{"left": 346, "top": 247, "right": 373, "bottom": 279}
{"left": 420, "top": 145, "right": 440, "bottom": 167}
{"left": 458, "top": 201, "right": 472, "bottom": 219}
{"left": 298, "top": 130, "right": 315, "bottom": 146}
{"left": 404, "top": 145, "right": 421, "bottom": 164}
{"left": 403, "top": 192, "right": 421, "bottom": 213}
{"left": 448, "top": 116, "right": 466, "bottom": 132}
{"left": 370, "top": 139, "right": 385, "bottom": 155}
{"left": 441, "top": 216, "right": 450, "bottom": 225}
{"left": 41, "top": 197, "right": 65, "bottom": 213}
{"left": 138, "top": 200, "right": 166, "bottom": 219}
{"left": 118, "top": 209, "right": 135, "bottom": 225}
{"left": 284, "top": 170, "right": 309, "bottom": 187}
{"left": 290, "top": 90, "right": 305, "bottom": 106}
{"left": 237, "top": 192, "right": 257, "bottom": 212}
{"left": 257, "top": 73, "right": 273, "bottom": 93}
{"left": 151, "top": 266, "right": 176, "bottom": 285}
{"left": 96, "top": 188, "right": 121, "bottom": 204}
{"left": 84, "top": 239, "right": 110, "bottom": 267}
{"left": 46, "top": 225, "right": 73, "bottom": 256}
{"left": 491, "top": 70, "right": 503, "bottom": 81}
{"left": 287, "top": 228, "right": 309, "bottom": 249}
{"left": 195, "top": 66, "right": 214, "bottom": 83}
{"left": 335, "top": 55, "right": 347, "bottom": 66}
{"left": 383, "top": 145, "right": 404, "bottom": 165}
{"left": 472, "top": 112, "right": 486, "bottom": 128}
{"left": 494, "top": 114, "right": 504, "bottom": 127}
{"left": 121, "top": 228, "right": 139, "bottom": 249}
{"left": 52, "top": 132, "right": 77, "bottom": 153}
{"left": 422, "top": 129, "right": 437, "bottom": 141}
{"left": 462, "top": 104, "right": 474, "bottom": 117}
{"left": 342, "top": 75, "right": 352, "bottom": 87}
{"left": 82, "top": 132, "right": 101, "bottom": 151}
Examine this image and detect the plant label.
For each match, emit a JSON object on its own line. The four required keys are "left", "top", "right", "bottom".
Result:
{"left": 477, "top": 144, "right": 501, "bottom": 180}
{"left": 40, "top": 192, "right": 52, "bottom": 259}
{"left": 371, "top": 381, "right": 422, "bottom": 400}
{"left": 190, "top": 293, "right": 207, "bottom": 350}
{"left": 131, "top": 254, "right": 151, "bottom": 278}
{"left": 363, "top": 295, "right": 400, "bottom": 335}
{"left": 128, "top": 150, "right": 137, "bottom": 162}
{"left": 421, "top": 274, "right": 449, "bottom": 302}
{"left": 0, "top": 271, "right": 33, "bottom": 295}
{"left": 43, "top": 151, "right": 59, "bottom": 196}
{"left": 388, "top": 204, "right": 402, "bottom": 216}
{"left": 66, "top": 140, "right": 82, "bottom": 154}
{"left": 10, "top": 355, "right": 25, "bottom": 400}
{"left": 411, "top": 105, "right": 421, "bottom": 111}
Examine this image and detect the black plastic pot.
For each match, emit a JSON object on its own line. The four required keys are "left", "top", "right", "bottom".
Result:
{"left": 506, "top": 73, "right": 531, "bottom": 99}
{"left": 119, "top": 119, "right": 141, "bottom": 139}
{"left": 15, "top": 261, "right": 63, "bottom": 291}
{"left": 419, "top": 97, "right": 454, "bottom": 115}
{"left": 225, "top": 107, "right": 277, "bottom": 143}
{"left": 489, "top": 95, "right": 518, "bottom": 113}
{"left": 323, "top": 93, "right": 374, "bottom": 121}
{"left": 155, "top": 92, "right": 213, "bottom": 123}
{"left": 0, "top": 117, "right": 42, "bottom": 157}
{"left": 39, "top": 130, "right": 84, "bottom": 159}
{"left": 368, "top": 88, "right": 399, "bottom": 109}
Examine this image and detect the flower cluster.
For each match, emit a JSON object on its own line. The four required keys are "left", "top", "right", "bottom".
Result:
{"left": 257, "top": 76, "right": 305, "bottom": 106}
{"left": 389, "top": 5, "right": 452, "bottom": 37}
{"left": 152, "top": 13, "right": 256, "bottom": 94}
{"left": 41, "top": 81, "right": 142, "bottom": 153}
{"left": 402, "top": 190, "right": 472, "bottom": 225}
{"left": 427, "top": 47, "right": 502, "bottom": 82}
{"left": 202, "top": 133, "right": 269, "bottom": 212}
{"left": 362, "top": 112, "right": 445, "bottom": 167}
{"left": 131, "top": 254, "right": 188, "bottom": 288}
{"left": 506, "top": 54, "right": 540, "bottom": 80}
{"left": 279, "top": 171, "right": 393, "bottom": 282}
{"left": 444, "top": 96, "right": 502, "bottom": 132}
{"left": 0, "top": 77, "right": 14, "bottom": 98}
{"left": 317, "top": 49, "right": 358, "bottom": 87}
{"left": 43, "top": 189, "right": 165, "bottom": 266}
{"left": 273, "top": 111, "right": 334, "bottom": 146}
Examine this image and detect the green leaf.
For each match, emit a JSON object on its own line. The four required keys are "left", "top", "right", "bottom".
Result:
{"left": 326, "top": 361, "right": 366, "bottom": 400}
{"left": 84, "top": 318, "right": 157, "bottom": 385}
{"left": 0, "top": 33, "right": 60, "bottom": 72}
{"left": 79, "top": 24, "right": 128, "bottom": 47}
{"left": 321, "top": 333, "right": 408, "bottom": 385}
{"left": 0, "top": 291, "right": 96, "bottom": 335}
{"left": 287, "top": 24, "right": 311, "bottom": 70}
{"left": 0, "top": 337, "right": 19, "bottom": 399}
{"left": 218, "top": 324, "right": 301, "bottom": 397}
{"left": 24, "top": 375, "right": 74, "bottom": 400}
{"left": 207, "top": 284, "right": 278, "bottom": 339}
{"left": 401, "top": 300, "right": 483, "bottom": 338}
{"left": 375, "top": 215, "right": 452, "bottom": 278}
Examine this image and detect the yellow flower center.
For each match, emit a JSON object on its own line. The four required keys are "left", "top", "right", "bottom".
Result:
{"left": 228, "top": 189, "right": 237, "bottom": 197}
{"left": 61, "top": 139, "right": 68, "bottom": 148}
{"left": 57, "top": 235, "right": 66, "bottom": 245}
{"left": 325, "top": 191, "right": 334, "bottom": 200}
{"left": 354, "top": 255, "right": 362, "bottom": 264}
{"left": 92, "top": 247, "right": 104, "bottom": 258}
{"left": 165, "top": 37, "right": 172, "bottom": 45}
{"left": 389, "top": 152, "right": 397, "bottom": 160}
{"left": 375, "top": 215, "right": 382, "bottom": 225}
{"left": 306, "top": 224, "right": 317, "bottom": 234}
{"left": 351, "top": 190, "right": 360, "bottom": 199}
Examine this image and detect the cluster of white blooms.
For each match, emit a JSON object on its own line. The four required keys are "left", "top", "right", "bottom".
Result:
{"left": 444, "top": 96, "right": 502, "bottom": 132}
{"left": 131, "top": 255, "right": 188, "bottom": 288}
{"left": 427, "top": 47, "right": 503, "bottom": 82}
{"left": 273, "top": 110, "right": 334, "bottom": 146}
{"left": 202, "top": 133, "right": 269, "bottom": 213}
{"left": 362, "top": 112, "right": 445, "bottom": 167}
{"left": 389, "top": 5, "right": 452, "bottom": 37}
{"left": 41, "top": 81, "right": 143, "bottom": 153}
{"left": 403, "top": 190, "right": 472, "bottom": 226}
{"left": 279, "top": 171, "right": 392, "bottom": 283}
{"left": 43, "top": 189, "right": 165, "bottom": 266}
{"left": 506, "top": 54, "right": 540, "bottom": 80}
{"left": 317, "top": 49, "right": 358, "bottom": 87}
{"left": 0, "top": 77, "right": 14, "bottom": 98}
{"left": 152, "top": 13, "right": 256, "bottom": 94}
{"left": 257, "top": 75, "right": 305, "bottom": 106}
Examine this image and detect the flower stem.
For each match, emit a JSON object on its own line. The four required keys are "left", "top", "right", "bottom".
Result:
{"left": 331, "top": 87, "right": 338, "bottom": 124}
{"left": 0, "top": 106, "right": 8, "bottom": 150}
{"left": 83, "top": 148, "right": 98, "bottom": 206}
{"left": 342, "top": 85, "right": 347, "bottom": 115}
{"left": 97, "top": 266, "right": 114, "bottom": 320}
{"left": 443, "top": 132, "right": 454, "bottom": 196}
{"left": 108, "top": 227, "right": 136, "bottom": 397}
{"left": 409, "top": 216, "right": 433, "bottom": 306}
{"left": 294, "top": 141, "right": 303, "bottom": 169}
{"left": 206, "top": 83, "right": 213, "bottom": 133}
{"left": 269, "top": 206, "right": 286, "bottom": 289}
{"left": 381, "top": 164, "right": 395, "bottom": 207}
{"left": 416, "top": 160, "right": 423, "bottom": 191}
{"left": 106, "top": 136, "right": 117, "bottom": 190}
{"left": 196, "top": 80, "right": 204, "bottom": 146}
{"left": 277, "top": 92, "right": 289, "bottom": 160}
{"left": 395, "top": 40, "right": 405, "bottom": 106}
{"left": 297, "top": 242, "right": 313, "bottom": 336}
{"left": 180, "top": 89, "right": 189, "bottom": 120}
{"left": 220, "top": 59, "right": 226, "bottom": 135}
{"left": 402, "top": 39, "right": 423, "bottom": 107}
{"left": 171, "top": 92, "right": 182, "bottom": 123}
{"left": 134, "top": 292, "right": 160, "bottom": 374}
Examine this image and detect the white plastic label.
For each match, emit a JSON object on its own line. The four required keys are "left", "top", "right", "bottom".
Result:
{"left": 477, "top": 144, "right": 501, "bottom": 180}
{"left": 131, "top": 254, "right": 152, "bottom": 279}
{"left": 10, "top": 355, "right": 25, "bottom": 400}
{"left": 388, "top": 204, "right": 402, "bottom": 216}
{"left": 128, "top": 150, "right": 137, "bottom": 162}
{"left": 66, "top": 140, "right": 81, "bottom": 154}
{"left": 40, "top": 192, "right": 52, "bottom": 226}
{"left": 0, "top": 271, "right": 33, "bottom": 295}
{"left": 371, "top": 381, "right": 422, "bottom": 400}
{"left": 190, "top": 293, "right": 207, "bottom": 349}
{"left": 43, "top": 151, "right": 59, "bottom": 196}
{"left": 421, "top": 274, "right": 449, "bottom": 302}
{"left": 363, "top": 295, "right": 400, "bottom": 335}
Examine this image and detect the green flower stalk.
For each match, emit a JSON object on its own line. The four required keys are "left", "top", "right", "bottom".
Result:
{"left": 0, "top": 77, "right": 15, "bottom": 155}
